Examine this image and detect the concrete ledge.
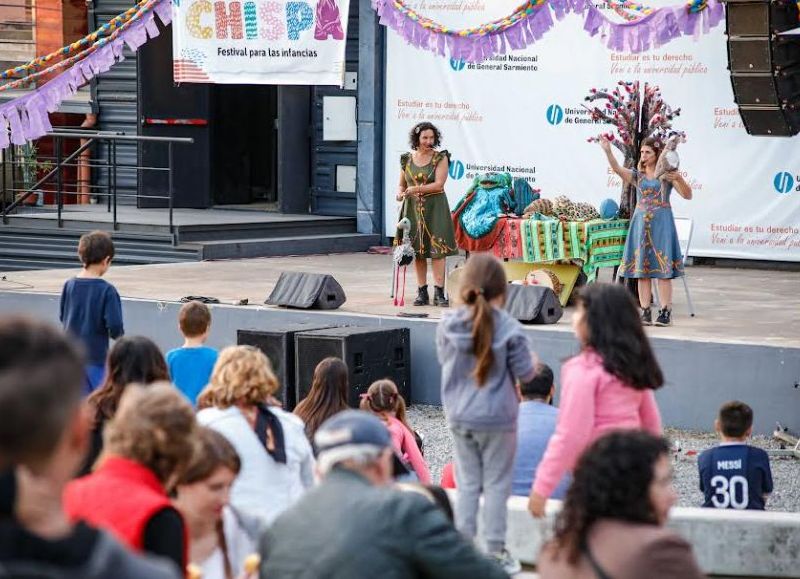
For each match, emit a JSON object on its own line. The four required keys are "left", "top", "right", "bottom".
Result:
{"left": 494, "top": 496, "right": 800, "bottom": 577}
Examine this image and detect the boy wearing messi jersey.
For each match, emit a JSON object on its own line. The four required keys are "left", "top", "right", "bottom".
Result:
{"left": 698, "top": 401, "right": 773, "bottom": 510}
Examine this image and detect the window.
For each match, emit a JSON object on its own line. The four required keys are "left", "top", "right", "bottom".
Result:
{"left": 0, "top": 0, "right": 35, "bottom": 72}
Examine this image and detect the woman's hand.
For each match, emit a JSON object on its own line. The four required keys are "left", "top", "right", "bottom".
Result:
{"left": 599, "top": 135, "right": 612, "bottom": 153}
{"left": 663, "top": 170, "right": 681, "bottom": 183}
{"left": 528, "top": 491, "right": 547, "bottom": 518}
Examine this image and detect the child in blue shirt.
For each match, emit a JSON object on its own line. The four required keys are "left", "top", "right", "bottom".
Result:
{"left": 166, "top": 301, "right": 218, "bottom": 406}
{"left": 512, "top": 363, "right": 571, "bottom": 499}
{"left": 59, "top": 231, "right": 124, "bottom": 394}
{"left": 698, "top": 401, "right": 773, "bottom": 510}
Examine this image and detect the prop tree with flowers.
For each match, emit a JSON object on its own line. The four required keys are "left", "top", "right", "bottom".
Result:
{"left": 584, "top": 81, "right": 684, "bottom": 218}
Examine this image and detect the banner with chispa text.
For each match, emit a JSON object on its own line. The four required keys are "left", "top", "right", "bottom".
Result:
{"left": 383, "top": 1, "right": 800, "bottom": 261}
{"left": 172, "top": 0, "right": 350, "bottom": 85}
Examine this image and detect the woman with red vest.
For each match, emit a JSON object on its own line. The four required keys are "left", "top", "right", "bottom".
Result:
{"left": 64, "top": 382, "right": 198, "bottom": 570}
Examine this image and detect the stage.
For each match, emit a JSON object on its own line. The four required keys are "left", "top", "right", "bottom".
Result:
{"left": 0, "top": 253, "right": 798, "bottom": 433}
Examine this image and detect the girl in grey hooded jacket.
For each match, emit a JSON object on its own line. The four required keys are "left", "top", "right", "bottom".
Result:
{"left": 436, "top": 254, "right": 536, "bottom": 573}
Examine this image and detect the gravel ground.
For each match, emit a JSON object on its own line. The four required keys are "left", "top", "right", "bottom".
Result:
{"left": 407, "top": 405, "right": 800, "bottom": 512}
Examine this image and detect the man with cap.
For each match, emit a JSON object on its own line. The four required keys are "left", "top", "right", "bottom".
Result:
{"left": 259, "top": 410, "right": 509, "bottom": 578}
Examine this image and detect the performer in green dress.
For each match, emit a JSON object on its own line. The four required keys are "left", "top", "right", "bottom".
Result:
{"left": 396, "top": 122, "right": 458, "bottom": 307}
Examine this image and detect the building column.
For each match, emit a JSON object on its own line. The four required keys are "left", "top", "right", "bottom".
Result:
{"left": 356, "top": 0, "right": 385, "bottom": 236}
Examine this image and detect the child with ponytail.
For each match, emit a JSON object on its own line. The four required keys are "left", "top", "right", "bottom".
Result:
{"left": 360, "top": 379, "right": 430, "bottom": 484}
{"left": 437, "top": 254, "right": 536, "bottom": 575}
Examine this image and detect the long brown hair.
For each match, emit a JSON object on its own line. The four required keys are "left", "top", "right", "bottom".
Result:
{"left": 88, "top": 336, "right": 169, "bottom": 422}
{"left": 575, "top": 284, "right": 663, "bottom": 390}
{"left": 294, "top": 357, "right": 349, "bottom": 441}
{"left": 458, "top": 254, "right": 508, "bottom": 386}
{"left": 178, "top": 427, "right": 241, "bottom": 579}
{"left": 359, "top": 379, "right": 411, "bottom": 432}
{"left": 637, "top": 136, "right": 664, "bottom": 172}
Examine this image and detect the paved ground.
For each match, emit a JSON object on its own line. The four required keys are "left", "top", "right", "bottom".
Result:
{"left": 2, "top": 252, "right": 798, "bottom": 347}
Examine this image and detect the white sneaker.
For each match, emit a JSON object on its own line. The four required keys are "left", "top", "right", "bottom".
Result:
{"left": 492, "top": 549, "right": 522, "bottom": 575}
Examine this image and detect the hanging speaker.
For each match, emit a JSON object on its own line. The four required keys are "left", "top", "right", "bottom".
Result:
{"left": 723, "top": 0, "right": 800, "bottom": 136}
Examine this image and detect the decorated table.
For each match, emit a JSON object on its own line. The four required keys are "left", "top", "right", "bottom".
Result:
{"left": 489, "top": 216, "right": 630, "bottom": 281}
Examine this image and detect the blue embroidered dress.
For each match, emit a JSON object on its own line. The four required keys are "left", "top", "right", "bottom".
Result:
{"left": 619, "top": 169, "right": 684, "bottom": 279}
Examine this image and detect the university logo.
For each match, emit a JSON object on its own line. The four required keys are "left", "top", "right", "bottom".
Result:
{"left": 450, "top": 58, "right": 466, "bottom": 72}
{"left": 546, "top": 104, "right": 564, "bottom": 125}
{"left": 449, "top": 159, "right": 465, "bottom": 180}
{"left": 773, "top": 171, "right": 794, "bottom": 194}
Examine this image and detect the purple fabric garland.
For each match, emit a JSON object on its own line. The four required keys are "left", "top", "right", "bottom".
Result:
{"left": 372, "top": 0, "right": 725, "bottom": 63}
{"left": 0, "top": 0, "right": 172, "bottom": 150}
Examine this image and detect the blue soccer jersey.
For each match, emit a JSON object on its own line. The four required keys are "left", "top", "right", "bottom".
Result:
{"left": 698, "top": 443, "right": 773, "bottom": 510}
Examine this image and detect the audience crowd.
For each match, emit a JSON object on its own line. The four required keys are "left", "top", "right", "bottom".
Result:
{"left": 0, "top": 233, "right": 775, "bottom": 578}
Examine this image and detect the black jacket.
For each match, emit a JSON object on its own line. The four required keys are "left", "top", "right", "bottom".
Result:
{"left": 260, "top": 467, "right": 509, "bottom": 579}
{"left": 0, "top": 520, "right": 180, "bottom": 579}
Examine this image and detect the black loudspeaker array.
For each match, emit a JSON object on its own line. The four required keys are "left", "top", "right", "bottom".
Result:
{"left": 295, "top": 327, "right": 411, "bottom": 408}
{"left": 237, "top": 325, "right": 334, "bottom": 410}
{"left": 724, "top": 0, "right": 800, "bottom": 135}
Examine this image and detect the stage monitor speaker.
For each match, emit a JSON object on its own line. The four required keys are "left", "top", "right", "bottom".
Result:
{"left": 266, "top": 272, "right": 346, "bottom": 310}
{"left": 237, "top": 325, "right": 335, "bottom": 409}
{"left": 505, "top": 285, "right": 563, "bottom": 325}
{"left": 295, "top": 327, "right": 411, "bottom": 407}
{"left": 723, "top": 0, "right": 800, "bottom": 136}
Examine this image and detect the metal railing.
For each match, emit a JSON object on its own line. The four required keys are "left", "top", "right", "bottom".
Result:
{"left": 0, "top": 130, "right": 194, "bottom": 235}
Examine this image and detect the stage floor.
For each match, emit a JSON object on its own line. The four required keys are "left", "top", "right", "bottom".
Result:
{"left": 2, "top": 252, "right": 798, "bottom": 348}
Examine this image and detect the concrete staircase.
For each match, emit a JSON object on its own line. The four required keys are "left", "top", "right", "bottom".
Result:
{"left": 0, "top": 228, "right": 200, "bottom": 271}
{"left": 0, "top": 208, "right": 381, "bottom": 271}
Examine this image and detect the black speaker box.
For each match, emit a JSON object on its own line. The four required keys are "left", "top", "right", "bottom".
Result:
{"left": 266, "top": 272, "right": 346, "bottom": 310}
{"left": 738, "top": 105, "right": 800, "bottom": 135}
{"left": 725, "top": 0, "right": 799, "bottom": 37}
{"left": 727, "top": 37, "right": 800, "bottom": 72}
{"left": 731, "top": 73, "right": 800, "bottom": 106}
{"left": 505, "top": 284, "right": 563, "bottom": 325}
{"left": 237, "top": 324, "right": 335, "bottom": 409}
{"left": 295, "top": 327, "right": 411, "bottom": 407}
{"left": 723, "top": 0, "right": 800, "bottom": 135}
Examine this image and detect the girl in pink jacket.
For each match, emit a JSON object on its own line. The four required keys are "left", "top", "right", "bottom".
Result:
{"left": 529, "top": 283, "right": 663, "bottom": 517}
{"left": 360, "top": 379, "right": 431, "bottom": 484}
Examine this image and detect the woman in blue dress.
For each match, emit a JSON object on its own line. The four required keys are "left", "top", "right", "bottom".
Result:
{"left": 600, "top": 136, "right": 693, "bottom": 326}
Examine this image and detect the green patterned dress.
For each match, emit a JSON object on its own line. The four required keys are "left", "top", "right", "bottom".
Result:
{"left": 396, "top": 150, "right": 458, "bottom": 259}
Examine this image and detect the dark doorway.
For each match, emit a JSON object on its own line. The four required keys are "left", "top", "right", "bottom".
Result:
{"left": 212, "top": 85, "right": 278, "bottom": 206}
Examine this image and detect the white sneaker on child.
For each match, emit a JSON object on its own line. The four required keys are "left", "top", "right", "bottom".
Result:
{"left": 492, "top": 549, "right": 522, "bottom": 575}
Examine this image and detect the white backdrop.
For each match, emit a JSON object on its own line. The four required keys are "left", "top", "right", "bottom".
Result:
{"left": 383, "top": 0, "right": 800, "bottom": 260}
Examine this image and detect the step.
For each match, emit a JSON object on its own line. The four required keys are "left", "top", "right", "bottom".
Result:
{"left": 198, "top": 233, "right": 382, "bottom": 260}
{"left": 3, "top": 214, "right": 358, "bottom": 242}
{"left": 0, "top": 225, "right": 177, "bottom": 244}
{"left": 0, "top": 237, "right": 200, "bottom": 258}
{"left": 0, "top": 247, "right": 197, "bottom": 265}
{"left": 0, "top": 258, "right": 79, "bottom": 272}
{"left": 176, "top": 218, "right": 357, "bottom": 243}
